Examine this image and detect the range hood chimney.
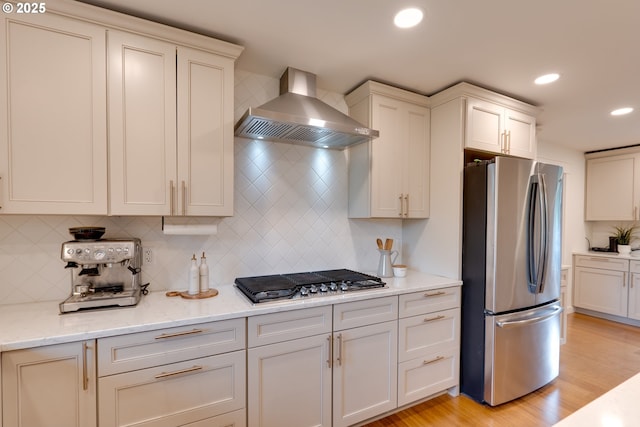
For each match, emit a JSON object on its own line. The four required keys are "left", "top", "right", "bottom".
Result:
{"left": 234, "top": 67, "right": 379, "bottom": 149}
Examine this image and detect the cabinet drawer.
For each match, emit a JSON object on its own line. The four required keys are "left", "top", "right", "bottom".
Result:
{"left": 398, "top": 308, "right": 459, "bottom": 362}
{"left": 177, "top": 409, "right": 246, "bottom": 427}
{"left": 399, "top": 287, "right": 460, "bottom": 318}
{"left": 574, "top": 255, "right": 628, "bottom": 272}
{"left": 630, "top": 260, "right": 640, "bottom": 273}
{"left": 398, "top": 347, "right": 458, "bottom": 407}
{"left": 98, "top": 350, "right": 245, "bottom": 427}
{"left": 98, "top": 318, "right": 245, "bottom": 376}
{"left": 333, "top": 296, "right": 398, "bottom": 331}
{"left": 248, "top": 305, "right": 332, "bottom": 348}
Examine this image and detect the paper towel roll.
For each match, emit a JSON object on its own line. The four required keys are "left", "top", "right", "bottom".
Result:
{"left": 162, "top": 224, "right": 218, "bottom": 235}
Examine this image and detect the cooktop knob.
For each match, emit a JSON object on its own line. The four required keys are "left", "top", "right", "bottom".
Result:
{"left": 329, "top": 282, "right": 338, "bottom": 291}
{"left": 340, "top": 282, "right": 349, "bottom": 292}
{"left": 319, "top": 283, "right": 328, "bottom": 292}
{"left": 300, "top": 286, "right": 309, "bottom": 296}
{"left": 309, "top": 285, "right": 318, "bottom": 293}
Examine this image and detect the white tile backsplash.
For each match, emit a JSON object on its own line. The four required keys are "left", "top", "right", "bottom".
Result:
{"left": 0, "top": 70, "right": 401, "bottom": 305}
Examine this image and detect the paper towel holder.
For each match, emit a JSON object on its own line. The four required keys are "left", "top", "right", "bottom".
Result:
{"left": 161, "top": 216, "right": 219, "bottom": 236}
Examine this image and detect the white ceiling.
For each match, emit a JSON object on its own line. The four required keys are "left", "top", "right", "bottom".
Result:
{"left": 79, "top": 0, "right": 640, "bottom": 153}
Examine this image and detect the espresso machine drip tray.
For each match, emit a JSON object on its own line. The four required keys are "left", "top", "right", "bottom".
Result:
{"left": 60, "top": 288, "right": 141, "bottom": 313}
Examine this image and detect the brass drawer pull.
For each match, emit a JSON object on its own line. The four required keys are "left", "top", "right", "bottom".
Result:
{"left": 423, "top": 315, "right": 446, "bottom": 323}
{"left": 424, "top": 291, "right": 446, "bottom": 297}
{"left": 155, "top": 365, "right": 203, "bottom": 379}
{"left": 155, "top": 328, "right": 204, "bottom": 340}
{"left": 423, "top": 355, "right": 445, "bottom": 365}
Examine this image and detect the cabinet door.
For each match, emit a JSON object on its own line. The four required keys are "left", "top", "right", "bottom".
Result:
{"left": 0, "top": 13, "right": 107, "bottom": 214}
{"left": 465, "top": 98, "right": 504, "bottom": 154}
{"left": 573, "top": 266, "right": 628, "bottom": 316}
{"left": 99, "top": 351, "right": 245, "bottom": 427}
{"left": 333, "top": 321, "right": 398, "bottom": 427}
{"left": 108, "top": 30, "right": 177, "bottom": 215}
{"left": 405, "top": 104, "right": 430, "bottom": 218}
{"left": 629, "top": 272, "right": 640, "bottom": 321}
{"left": 585, "top": 154, "right": 639, "bottom": 221}
{"left": 177, "top": 46, "right": 234, "bottom": 216}
{"left": 248, "top": 335, "right": 332, "bottom": 427}
{"left": 504, "top": 109, "right": 536, "bottom": 159}
{"left": 370, "top": 94, "right": 405, "bottom": 217}
{"left": 2, "top": 341, "right": 96, "bottom": 427}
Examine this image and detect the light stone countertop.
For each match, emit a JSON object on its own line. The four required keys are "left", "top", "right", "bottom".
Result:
{"left": 573, "top": 250, "right": 640, "bottom": 260}
{"left": 0, "top": 270, "right": 461, "bottom": 352}
{"left": 553, "top": 372, "right": 640, "bottom": 427}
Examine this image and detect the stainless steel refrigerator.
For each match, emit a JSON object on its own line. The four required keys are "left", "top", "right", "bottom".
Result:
{"left": 461, "top": 156, "right": 563, "bottom": 406}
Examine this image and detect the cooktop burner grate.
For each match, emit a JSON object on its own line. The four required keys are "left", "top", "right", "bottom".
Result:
{"left": 234, "top": 269, "right": 385, "bottom": 303}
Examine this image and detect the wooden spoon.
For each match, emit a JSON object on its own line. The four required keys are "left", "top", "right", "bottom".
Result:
{"left": 376, "top": 238, "right": 383, "bottom": 249}
{"left": 384, "top": 238, "right": 393, "bottom": 250}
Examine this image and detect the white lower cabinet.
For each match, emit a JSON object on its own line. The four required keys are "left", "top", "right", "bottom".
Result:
{"left": 397, "top": 288, "right": 460, "bottom": 406}
{"left": 98, "top": 319, "right": 246, "bottom": 427}
{"left": 247, "top": 297, "right": 399, "bottom": 427}
{"left": 332, "top": 320, "right": 398, "bottom": 427}
{"left": 1, "top": 340, "right": 97, "bottom": 427}
{"left": 573, "top": 256, "right": 629, "bottom": 317}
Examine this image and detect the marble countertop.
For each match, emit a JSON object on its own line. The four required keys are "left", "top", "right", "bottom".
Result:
{"left": 553, "top": 372, "right": 640, "bottom": 427}
{"left": 574, "top": 250, "right": 640, "bottom": 260}
{"left": 0, "top": 270, "right": 461, "bottom": 352}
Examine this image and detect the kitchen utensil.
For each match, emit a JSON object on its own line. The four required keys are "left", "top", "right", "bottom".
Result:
{"left": 69, "top": 226, "right": 105, "bottom": 241}
{"left": 384, "top": 238, "right": 393, "bottom": 250}
{"left": 376, "top": 238, "right": 383, "bottom": 249}
{"left": 377, "top": 249, "right": 398, "bottom": 278}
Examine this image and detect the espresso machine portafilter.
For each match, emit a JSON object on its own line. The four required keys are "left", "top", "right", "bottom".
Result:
{"left": 60, "top": 238, "right": 144, "bottom": 313}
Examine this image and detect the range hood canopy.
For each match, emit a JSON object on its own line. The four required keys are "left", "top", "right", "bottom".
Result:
{"left": 234, "top": 67, "right": 379, "bottom": 149}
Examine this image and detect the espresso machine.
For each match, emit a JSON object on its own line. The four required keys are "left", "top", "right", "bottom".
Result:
{"left": 60, "top": 238, "right": 144, "bottom": 313}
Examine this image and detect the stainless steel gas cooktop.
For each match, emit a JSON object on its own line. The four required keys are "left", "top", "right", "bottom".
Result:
{"left": 234, "top": 269, "right": 386, "bottom": 303}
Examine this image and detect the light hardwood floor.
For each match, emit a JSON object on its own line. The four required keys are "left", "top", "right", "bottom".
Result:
{"left": 365, "top": 313, "right": 640, "bottom": 427}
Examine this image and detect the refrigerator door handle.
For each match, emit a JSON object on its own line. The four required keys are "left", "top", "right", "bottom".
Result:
{"left": 496, "top": 305, "right": 562, "bottom": 328}
{"left": 527, "top": 173, "right": 549, "bottom": 294}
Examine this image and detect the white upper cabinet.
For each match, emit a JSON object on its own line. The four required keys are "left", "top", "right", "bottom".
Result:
{"left": 177, "top": 46, "right": 235, "bottom": 217}
{"left": 108, "top": 31, "right": 177, "bottom": 216}
{"left": 0, "top": 12, "right": 107, "bottom": 214}
{"left": 466, "top": 96, "right": 536, "bottom": 159}
{"left": 1, "top": 1, "right": 242, "bottom": 216}
{"left": 346, "top": 81, "right": 430, "bottom": 219}
{"left": 108, "top": 34, "right": 236, "bottom": 216}
{"left": 585, "top": 150, "right": 640, "bottom": 221}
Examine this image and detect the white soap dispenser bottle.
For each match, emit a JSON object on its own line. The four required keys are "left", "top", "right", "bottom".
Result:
{"left": 199, "top": 252, "right": 209, "bottom": 293}
{"left": 188, "top": 254, "right": 199, "bottom": 295}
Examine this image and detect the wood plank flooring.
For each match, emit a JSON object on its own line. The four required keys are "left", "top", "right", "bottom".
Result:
{"left": 364, "top": 313, "right": 640, "bottom": 427}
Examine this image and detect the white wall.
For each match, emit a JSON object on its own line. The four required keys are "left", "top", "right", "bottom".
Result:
{"left": 0, "top": 70, "right": 402, "bottom": 305}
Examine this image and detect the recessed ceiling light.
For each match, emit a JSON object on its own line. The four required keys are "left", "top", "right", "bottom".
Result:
{"left": 394, "top": 8, "right": 423, "bottom": 28}
{"left": 611, "top": 107, "right": 634, "bottom": 116}
{"left": 534, "top": 73, "right": 560, "bottom": 85}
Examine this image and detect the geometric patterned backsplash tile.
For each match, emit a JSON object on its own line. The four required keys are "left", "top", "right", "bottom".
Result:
{"left": 0, "top": 70, "right": 402, "bottom": 305}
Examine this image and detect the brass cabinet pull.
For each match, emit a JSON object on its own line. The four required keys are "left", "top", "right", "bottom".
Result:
{"left": 327, "top": 335, "right": 332, "bottom": 368}
{"left": 398, "top": 194, "right": 404, "bottom": 217}
{"left": 154, "top": 328, "right": 204, "bottom": 340}
{"left": 82, "top": 342, "right": 90, "bottom": 391}
{"left": 424, "top": 291, "right": 446, "bottom": 297}
{"left": 423, "top": 315, "right": 446, "bottom": 323}
{"left": 181, "top": 180, "right": 186, "bottom": 216}
{"left": 423, "top": 355, "right": 445, "bottom": 365}
{"left": 336, "top": 333, "right": 343, "bottom": 366}
{"left": 404, "top": 194, "right": 409, "bottom": 217}
{"left": 155, "top": 365, "right": 203, "bottom": 379}
{"left": 169, "top": 180, "right": 175, "bottom": 215}
{"left": 506, "top": 130, "right": 511, "bottom": 153}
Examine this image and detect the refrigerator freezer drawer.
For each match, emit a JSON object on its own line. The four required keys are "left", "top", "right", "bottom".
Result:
{"left": 484, "top": 301, "right": 561, "bottom": 406}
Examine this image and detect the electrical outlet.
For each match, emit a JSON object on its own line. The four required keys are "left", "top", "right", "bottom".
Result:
{"left": 144, "top": 248, "right": 153, "bottom": 264}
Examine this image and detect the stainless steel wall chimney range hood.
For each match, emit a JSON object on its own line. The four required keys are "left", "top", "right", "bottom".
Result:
{"left": 234, "top": 67, "right": 379, "bottom": 149}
